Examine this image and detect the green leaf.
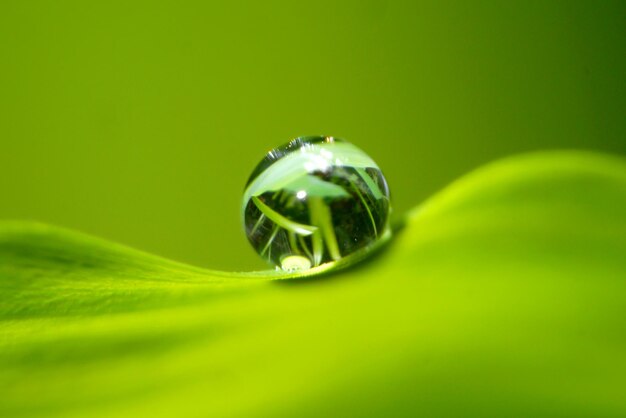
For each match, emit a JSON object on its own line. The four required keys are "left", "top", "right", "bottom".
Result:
{"left": 1, "top": 151, "right": 625, "bottom": 417}
{"left": 282, "top": 174, "right": 351, "bottom": 198}
{"left": 251, "top": 196, "right": 318, "bottom": 236}
{"left": 243, "top": 141, "right": 379, "bottom": 206}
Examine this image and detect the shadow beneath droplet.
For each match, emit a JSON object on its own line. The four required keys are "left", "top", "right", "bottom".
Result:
{"left": 275, "top": 215, "right": 406, "bottom": 286}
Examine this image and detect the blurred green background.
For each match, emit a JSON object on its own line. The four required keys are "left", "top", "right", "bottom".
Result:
{"left": 1, "top": 0, "right": 624, "bottom": 271}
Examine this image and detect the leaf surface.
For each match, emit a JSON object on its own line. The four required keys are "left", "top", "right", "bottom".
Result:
{"left": 1, "top": 151, "right": 625, "bottom": 417}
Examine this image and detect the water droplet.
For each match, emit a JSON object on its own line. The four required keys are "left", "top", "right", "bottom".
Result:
{"left": 243, "top": 136, "right": 391, "bottom": 270}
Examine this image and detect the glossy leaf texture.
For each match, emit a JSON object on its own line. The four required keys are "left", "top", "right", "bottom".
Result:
{"left": 1, "top": 151, "right": 625, "bottom": 417}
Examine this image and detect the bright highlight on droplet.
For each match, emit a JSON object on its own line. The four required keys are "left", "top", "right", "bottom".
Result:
{"left": 280, "top": 255, "right": 312, "bottom": 271}
{"left": 242, "top": 135, "right": 391, "bottom": 270}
